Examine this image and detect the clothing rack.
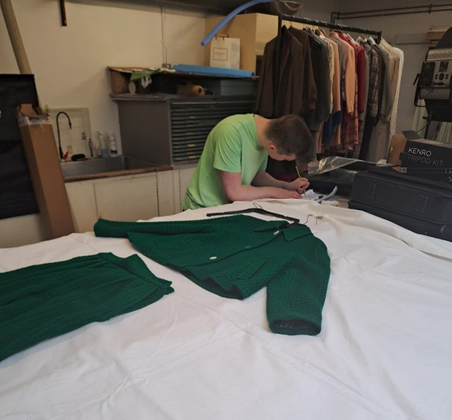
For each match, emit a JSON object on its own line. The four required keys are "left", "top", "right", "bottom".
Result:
{"left": 267, "top": 14, "right": 384, "bottom": 169}
{"left": 273, "top": 13, "right": 382, "bottom": 118}
{"left": 277, "top": 14, "right": 382, "bottom": 43}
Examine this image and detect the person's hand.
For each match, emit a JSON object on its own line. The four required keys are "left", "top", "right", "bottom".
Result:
{"left": 287, "top": 177, "right": 310, "bottom": 194}
{"left": 271, "top": 188, "right": 303, "bottom": 199}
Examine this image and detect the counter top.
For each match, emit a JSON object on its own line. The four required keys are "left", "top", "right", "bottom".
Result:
{"left": 63, "top": 165, "right": 173, "bottom": 183}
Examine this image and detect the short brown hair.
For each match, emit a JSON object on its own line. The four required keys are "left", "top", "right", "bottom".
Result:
{"left": 266, "top": 115, "right": 315, "bottom": 161}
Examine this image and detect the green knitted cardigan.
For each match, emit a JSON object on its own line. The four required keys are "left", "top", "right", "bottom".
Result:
{"left": 0, "top": 253, "right": 173, "bottom": 363}
{"left": 95, "top": 215, "right": 331, "bottom": 336}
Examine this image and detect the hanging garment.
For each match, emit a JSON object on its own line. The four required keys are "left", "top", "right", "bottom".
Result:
{"left": 322, "top": 34, "right": 335, "bottom": 114}
{"left": 356, "top": 37, "right": 374, "bottom": 144}
{"left": 366, "top": 38, "right": 402, "bottom": 162}
{"left": 374, "top": 42, "right": 391, "bottom": 121}
{"left": 288, "top": 27, "right": 331, "bottom": 131}
{"left": 364, "top": 39, "right": 381, "bottom": 122}
{"left": 0, "top": 253, "right": 173, "bottom": 362}
{"left": 342, "top": 33, "right": 366, "bottom": 115}
{"left": 370, "top": 40, "right": 386, "bottom": 124}
{"left": 329, "top": 31, "right": 356, "bottom": 115}
{"left": 255, "top": 26, "right": 316, "bottom": 118}
{"left": 360, "top": 39, "right": 384, "bottom": 161}
{"left": 322, "top": 35, "right": 344, "bottom": 148}
{"left": 94, "top": 215, "right": 331, "bottom": 336}
{"left": 437, "top": 123, "right": 452, "bottom": 144}
{"left": 329, "top": 31, "right": 357, "bottom": 153}
{"left": 379, "top": 38, "right": 402, "bottom": 122}
{"left": 389, "top": 46, "right": 404, "bottom": 137}
{"left": 321, "top": 34, "right": 341, "bottom": 114}
{"left": 338, "top": 32, "right": 364, "bottom": 152}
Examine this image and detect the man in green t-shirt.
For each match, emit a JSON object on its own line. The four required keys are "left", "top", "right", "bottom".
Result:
{"left": 182, "top": 113, "right": 314, "bottom": 210}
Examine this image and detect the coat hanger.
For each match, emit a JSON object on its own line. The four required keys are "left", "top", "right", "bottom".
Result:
{"left": 303, "top": 27, "right": 322, "bottom": 45}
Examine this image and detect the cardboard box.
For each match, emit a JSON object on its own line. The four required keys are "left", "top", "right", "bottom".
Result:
{"left": 386, "top": 134, "right": 407, "bottom": 168}
{"left": 16, "top": 104, "right": 75, "bottom": 239}
{"left": 107, "top": 66, "right": 150, "bottom": 94}
{"left": 400, "top": 138, "right": 452, "bottom": 183}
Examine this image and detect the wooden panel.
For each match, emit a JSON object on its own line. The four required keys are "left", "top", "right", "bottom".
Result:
{"left": 65, "top": 181, "right": 97, "bottom": 233}
{"left": 95, "top": 174, "right": 158, "bottom": 222}
{"left": 18, "top": 107, "right": 75, "bottom": 239}
{"left": 426, "top": 31, "right": 446, "bottom": 41}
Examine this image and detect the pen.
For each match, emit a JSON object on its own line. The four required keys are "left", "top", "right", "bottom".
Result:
{"left": 295, "top": 165, "right": 306, "bottom": 195}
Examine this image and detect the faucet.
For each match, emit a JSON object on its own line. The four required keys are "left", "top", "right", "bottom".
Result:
{"left": 88, "top": 137, "right": 94, "bottom": 158}
{"left": 56, "top": 111, "right": 72, "bottom": 159}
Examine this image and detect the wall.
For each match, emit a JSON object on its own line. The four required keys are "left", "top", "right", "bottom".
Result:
{"left": 336, "top": 0, "right": 452, "bottom": 134}
{"left": 295, "top": 0, "right": 340, "bottom": 21}
{"left": 0, "top": 0, "right": 206, "bottom": 247}
{"left": 0, "top": 0, "right": 206, "bottom": 140}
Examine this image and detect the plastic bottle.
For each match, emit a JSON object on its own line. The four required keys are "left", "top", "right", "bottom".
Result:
{"left": 108, "top": 130, "right": 118, "bottom": 156}
{"left": 98, "top": 131, "right": 109, "bottom": 158}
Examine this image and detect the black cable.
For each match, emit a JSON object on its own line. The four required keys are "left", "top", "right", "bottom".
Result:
{"left": 206, "top": 208, "right": 300, "bottom": 223}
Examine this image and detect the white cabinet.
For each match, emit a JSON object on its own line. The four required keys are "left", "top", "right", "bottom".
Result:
{"left": 65, "top": 166, "right": 197, "bottom": 233}
{"left": 66, "top": 172, "right": 159, "bottom": 233}
{"left": 65, "top": 181, "right": 97, "bottom": 233}
{"left": 95, "top": 175, "right": 158, "bottom": 222}
{"left": 172, "top": 165, "right": 197, "bottom": 212}
{"left": 157, "top": 170, "right": 177, "bottom": 216}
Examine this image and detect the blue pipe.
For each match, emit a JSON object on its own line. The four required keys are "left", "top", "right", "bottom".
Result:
{"left": 201, "top": 0, "right": 274, "bottom": 46}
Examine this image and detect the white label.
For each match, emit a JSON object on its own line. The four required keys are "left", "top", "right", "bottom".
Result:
{"left": 213, "top": 48, "right": 228, "bottom": 61}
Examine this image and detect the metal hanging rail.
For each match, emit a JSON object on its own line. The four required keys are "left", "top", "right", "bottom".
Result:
{"left": 278, "top": 13, "right": 382, "bottom": 42}
{"left": 331, "top": 3, "right": 452, "bottom": 23}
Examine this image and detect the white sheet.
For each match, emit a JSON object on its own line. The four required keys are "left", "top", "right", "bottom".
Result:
{"left": 1, "top": 200, "right": 451, "bottom": 420}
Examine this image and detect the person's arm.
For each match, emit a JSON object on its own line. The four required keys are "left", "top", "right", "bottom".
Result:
{"left": 252, "top": 170, "right": 309, "bottom": 193}
{"left": 219, "top": 171, "right": 307, "bottom": 202}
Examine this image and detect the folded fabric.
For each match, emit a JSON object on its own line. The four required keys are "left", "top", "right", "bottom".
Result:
{"left": 95, "top": 215, "right": 331, "bottom": 336}
{"left": 0, "top": 253, "right": 173, "bottom": 363}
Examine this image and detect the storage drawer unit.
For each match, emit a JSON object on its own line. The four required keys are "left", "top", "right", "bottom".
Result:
{"left": 114, "top": 94, "right": 255, "bottom": 165}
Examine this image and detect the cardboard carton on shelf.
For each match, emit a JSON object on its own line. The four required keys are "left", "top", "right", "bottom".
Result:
{"left": 107, "top": 66, "right": 150, "bottom": 94}
{"left": 16, "top": 104, "right": 75, "bottom": 239}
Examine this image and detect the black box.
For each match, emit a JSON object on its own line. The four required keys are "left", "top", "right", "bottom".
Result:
{"left": 0, "top": 74, "right": 40, "bottom": 219}
{"left": 349, "top": 166, "right": 452, "bottom": 242}
{"left": 400, "top": 139, "right": 452, "bottom": 183}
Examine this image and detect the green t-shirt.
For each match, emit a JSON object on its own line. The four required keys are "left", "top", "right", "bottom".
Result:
{"left": 182, "top": 114, "right": 268, "bottom": 210}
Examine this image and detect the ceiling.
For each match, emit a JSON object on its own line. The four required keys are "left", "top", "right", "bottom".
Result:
{"left": 170, "top": 0, "right": 309, "bottom": 14}
{"left": 75, "top": 0, "right": 307, "bottom": 15}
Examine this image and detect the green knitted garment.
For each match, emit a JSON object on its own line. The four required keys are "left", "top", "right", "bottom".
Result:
{"left": 95, "top": 215, "right": 331, "bottom": 336}
{"left": 0, "top": 253, "right": 173, "bottom": 362}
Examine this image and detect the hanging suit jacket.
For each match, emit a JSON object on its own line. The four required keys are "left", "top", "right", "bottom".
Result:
{"left": 329, "top": 32, "right": 356, "bottom": 115}
{"left": 289, "top": 27, "right": 331, "bottom": 131}
{"left": 95, "top": 214, "right": 331, "bottom": 336}
{"left": 256, "top": 26, "right": 317, "bottom": 118}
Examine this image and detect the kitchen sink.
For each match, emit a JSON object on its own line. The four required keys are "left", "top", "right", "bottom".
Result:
{"left": 60, "top": 155, "right": 160, "bottom": 178}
